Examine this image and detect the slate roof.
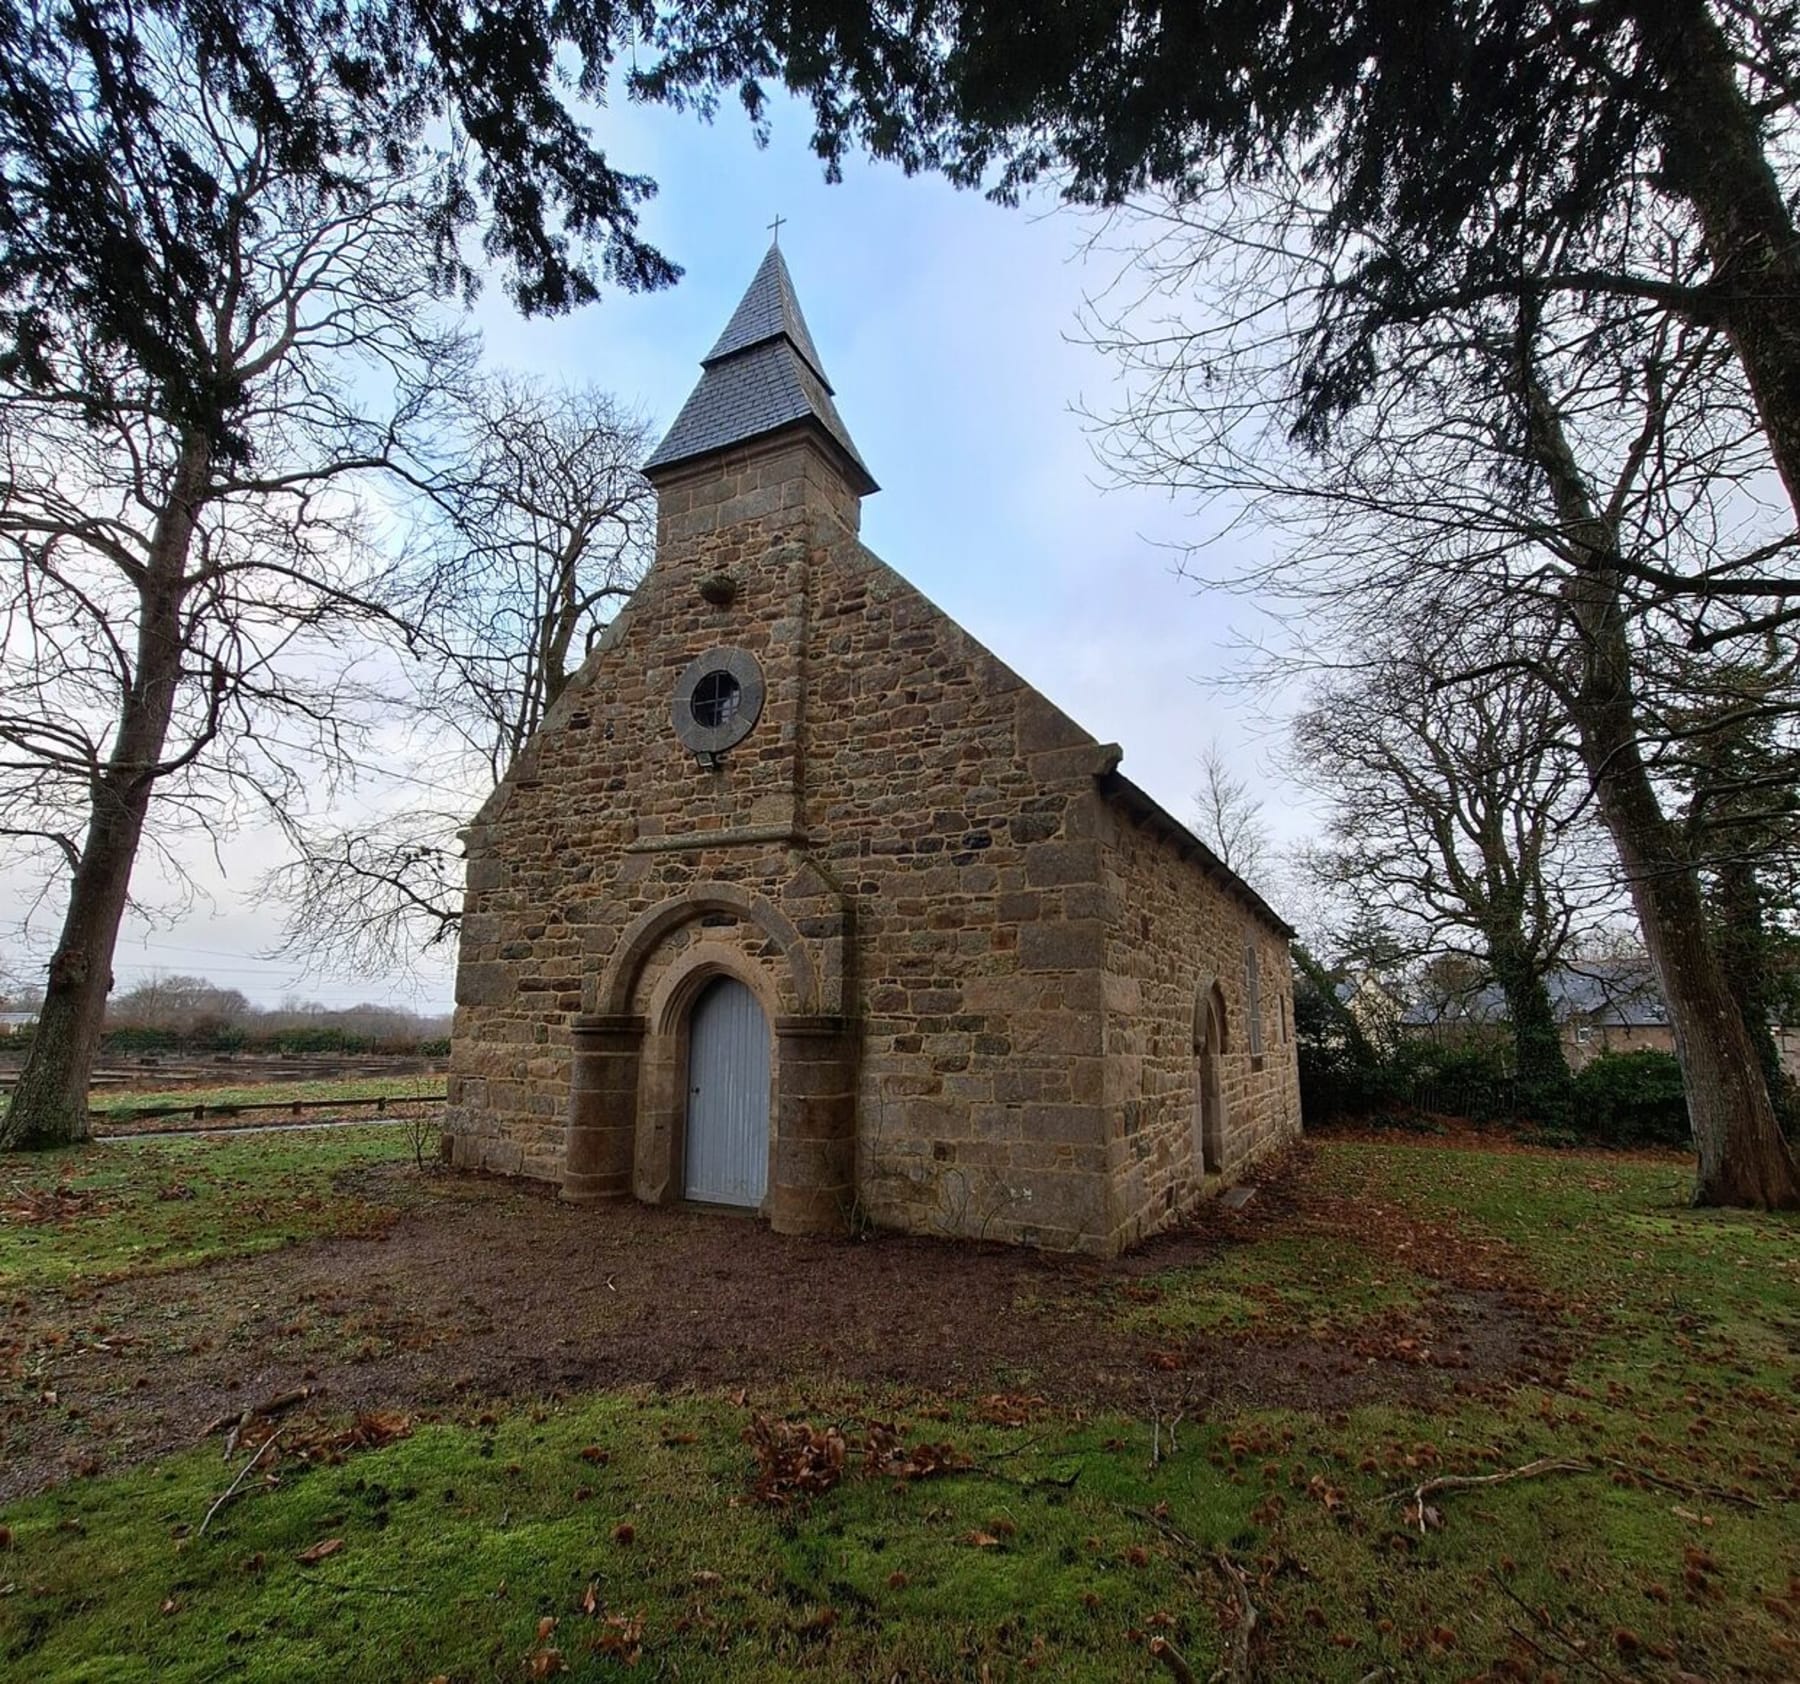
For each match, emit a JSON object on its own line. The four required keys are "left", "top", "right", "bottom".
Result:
{"left": 644, "top": 245, "right": 878, "bottom": 494}
{"left": 1401, "top": 959, "right": 1670, "bottom": 1028}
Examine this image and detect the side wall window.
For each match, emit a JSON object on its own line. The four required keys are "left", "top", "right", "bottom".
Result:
{"left": 1245, "top": 941, "right": 1264, "bottom": 1060}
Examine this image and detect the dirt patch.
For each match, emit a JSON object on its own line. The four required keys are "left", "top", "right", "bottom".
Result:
{"left": 1, "top": 1146, "right": 1563, "bottom": 1501}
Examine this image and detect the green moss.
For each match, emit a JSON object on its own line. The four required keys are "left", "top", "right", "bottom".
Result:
{"left": 1124, "top": 1233, "right": 1427, "bottom": 1338}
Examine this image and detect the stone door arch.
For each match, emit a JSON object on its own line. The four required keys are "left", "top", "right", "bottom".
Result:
{"left": 561, "top": 881, "right": 859, "bottom": 1236}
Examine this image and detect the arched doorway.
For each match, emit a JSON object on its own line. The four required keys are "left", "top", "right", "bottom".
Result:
{"left": 684, "top": 976, "right": 771, "bottom": 1207}
{"left": 1194, "top": 979, "right": 1228, "bottom": 1177}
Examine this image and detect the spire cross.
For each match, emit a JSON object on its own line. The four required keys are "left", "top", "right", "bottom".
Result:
{"left": 767, "top": 214, "right": 786, "bottom": 246}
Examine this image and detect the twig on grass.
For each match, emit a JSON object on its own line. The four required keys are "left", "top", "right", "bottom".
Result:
{"left": 1142, "top": 1379, "right": 1193, "bottom": 1470}
{"left": 1490, "top": 1569, "right": 1635, "bottom": 1684}
{"left": 199, "top": 1429, "right": 284, "bottom": 1536}
{"left": 1597, "top": 1456, "right": 1766, "bottom": 1511}
{"left": 1209, "top": 1547, "right": 1267, "bottom": 1676}
{"left": 1151, "top": 1404, "right": 1187, "bottom": 1468}
{"left": 976, "top": 1432, "right": 1050, "bottom": 1466}
{"left": 1148, "top": 1635, "right": 1198, "bottom": 1683}
{"left": 294, "top": 1580, "right": 415, "bottom": 1596}
{"left": 1391, "top": 1452, "right": 1761, "bottom": 1534}
{"left": 1212, "top": 1550, "right": 1258, "bottom": 1680}
{"left": 1393, "top": 1456, "right": 1590, "bottom": 1531}
{"left": 964, "top": 1461, "right": 1082, "bottom": 1494}
{"left": 202, "top": 1384, "right": 316, "bottom": 1448}
{"left": 1125, "top": 1504, "right": 1204, "bottom": 1558}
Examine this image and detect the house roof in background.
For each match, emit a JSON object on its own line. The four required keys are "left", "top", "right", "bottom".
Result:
{"left": 1402, "top": 959, "right": 1669, "bottom": 1028}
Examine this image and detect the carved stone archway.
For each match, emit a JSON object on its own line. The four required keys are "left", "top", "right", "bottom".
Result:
{"left": 563, "top": 881, "right": 857, "bottom": 1235}
{"left": 596, "top": 882, "right": 819, "bottom": 1019}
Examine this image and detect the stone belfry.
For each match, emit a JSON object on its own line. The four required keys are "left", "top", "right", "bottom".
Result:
{"left": 547, "top": 242, "right": 878, "bottom": 1236}
{"left": 623, "top": 241, "right": 879, "bottom": 863}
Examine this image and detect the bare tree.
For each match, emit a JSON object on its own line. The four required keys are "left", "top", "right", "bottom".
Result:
{"left": 415, "top": 377, "right": 654, "bottom": 784}
{"left": 270, "top": 376, "right": 654, "bottom": 972}
{"left": 1191, "top": 737, "right": 1272, "bottom": 883}
{"left": 1086, "top": 181, "right": 1800, "bottom": 1205}
{"left": 109, "top": 974, "right": 252, "bottom": 1036}
{"left": 1292, "top": 636, "right": 1603, "bottom": 1117}
{"left": 0, "top": 23, "right": 465, "bottom": 1148}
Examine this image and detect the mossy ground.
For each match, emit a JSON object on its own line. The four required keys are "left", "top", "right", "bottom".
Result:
{"left": 1, "top": 1132, "right": 1795, "bottom": 1681}
{"left": 0, "top": 1128, "right": 406, "bottom": 1289}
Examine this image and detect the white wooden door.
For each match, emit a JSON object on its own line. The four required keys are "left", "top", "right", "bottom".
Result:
{"left": 684, "top": 976, "right": 770, "bottom": 1207}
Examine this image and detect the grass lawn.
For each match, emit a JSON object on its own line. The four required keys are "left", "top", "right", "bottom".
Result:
{"left": 0, "top": 1127, "right": 411, "bottom": 1290}
{"left": 0, "top": 1135, "right": 1795, "bottom": 1681}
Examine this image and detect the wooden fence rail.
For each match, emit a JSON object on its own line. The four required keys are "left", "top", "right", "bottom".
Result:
{"left": 90, "top": 1089, "right": 448, "bottom": 1123}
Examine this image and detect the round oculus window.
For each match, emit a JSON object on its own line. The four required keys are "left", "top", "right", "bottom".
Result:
{"left": 690, "top": 669, "right": 742, "bottom": 729}
{"left": 671, "top": 647, "right": 764, "bottom": 755}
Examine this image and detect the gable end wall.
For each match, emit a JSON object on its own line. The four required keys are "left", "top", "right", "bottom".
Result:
{"left": 445, "top": 433, "right": 1119, "bottom": 1249}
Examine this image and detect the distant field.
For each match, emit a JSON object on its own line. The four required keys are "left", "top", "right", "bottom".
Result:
{"left": 87, "top": 1073, "right": 445, "bottom": 1117}
{"left": 0, "top": 1073, "right": 444, "bottom": 1125}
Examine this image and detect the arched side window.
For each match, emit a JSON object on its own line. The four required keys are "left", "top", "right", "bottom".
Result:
{"left": 1193, "top": 976, "right": 1227, "bottom": 1176}
{"left": 1244, "top": 940, "right": 1264, "bottom": 1065}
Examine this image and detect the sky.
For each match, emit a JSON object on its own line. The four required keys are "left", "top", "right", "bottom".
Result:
{"left": 7, "top": 89, "right": 1320, "bottom": 1011}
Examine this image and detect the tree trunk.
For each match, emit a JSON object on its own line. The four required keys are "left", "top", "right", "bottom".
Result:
{"left": 1522, "top": 369, "right": 1800, "bottom": 1207}
{"left": 1707, "top": 857, "right": 1797, "bottom": 1129}
{"left": 1487, "top": 938, "right": 1572, "bottom": 1124}
{"left": 1, "top": 435, "right": 209, "bottom": 1151}
{"left": 1581, "top": 735, "right": 1798, "bottom": 1203}
{"left": 1630, "top": 0, "right": 1800, "bottom": 528}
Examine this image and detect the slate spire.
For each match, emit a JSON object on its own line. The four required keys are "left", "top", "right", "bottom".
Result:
{"left": 644, "top": 244, "right": 878, "bottom": 495}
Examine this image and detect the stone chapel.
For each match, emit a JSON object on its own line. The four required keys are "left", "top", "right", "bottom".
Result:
{"left": 443, "top": 245, "right": 1302, "bottom": 1254}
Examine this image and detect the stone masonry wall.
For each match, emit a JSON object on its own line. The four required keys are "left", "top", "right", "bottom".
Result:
{"left": 799, "top": 547, "right": 1116, "bottom": 1251}
{"left": 1096, "top": 802, "right": 1302, "bottom": 1251}
{"left": 445, "top": 434, "right": 857, "bottom": 1182}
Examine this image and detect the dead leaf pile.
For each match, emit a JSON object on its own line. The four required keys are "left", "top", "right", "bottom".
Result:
{"left": 863, "top": 1420, "right": 969, "bottom": 1484}
{"left": 976, "top": 1393, "right": 1046, "bottom": 1427}
{"left": 743, "top": 1414, "right": 846, "bottom": 1505}
{"left": 596, "top": 1611, "right": 644, "bottom": 1665}
{"left": 525, "top": 1614, "right": 564, "bottom": 1677}
{"left": 3, "top": 1181, "right": 104, "bottom": 1226}
{"left": 290, "top": 1410, "right": 412, "bottom": 1464}
{"left": 574, "top": 1583, "right": 646, "bottom": 1666}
